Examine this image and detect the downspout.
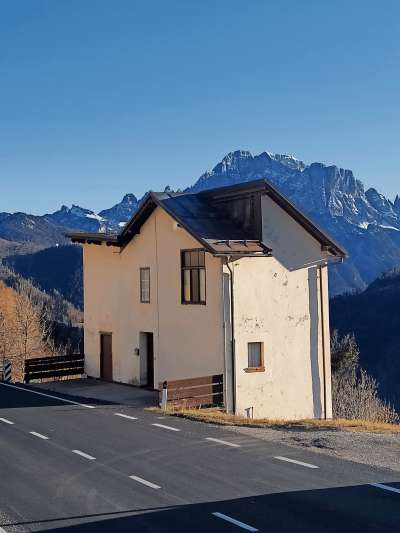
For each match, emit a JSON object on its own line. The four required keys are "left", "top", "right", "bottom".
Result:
{"left": 319, "top": 264, "right": 327, "bottom": 419}
{"left": 225, "top": 258, "right": 236, "bottom": 414}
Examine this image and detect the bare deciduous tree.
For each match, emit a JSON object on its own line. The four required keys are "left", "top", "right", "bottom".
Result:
{"left": 331, "top": 331, "right": 399, "bottom": 424}
{"left": 0, "top": 279, "right": 53, "bottom": 381}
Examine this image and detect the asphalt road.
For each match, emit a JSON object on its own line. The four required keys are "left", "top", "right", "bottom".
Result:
{"left": 0, "top": 382, "right": 399, "bottom": 532}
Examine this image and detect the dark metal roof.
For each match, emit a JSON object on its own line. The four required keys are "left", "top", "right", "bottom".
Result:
{"left": 200, "top": 180, "right": 347, "bottom": 257}
{"left": 67, "top": 179, "right": 347, "bottom": 258}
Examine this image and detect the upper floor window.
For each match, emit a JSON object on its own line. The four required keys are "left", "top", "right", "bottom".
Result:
{"left": 181, "top": 249, "right": 206, "bottom": 304}
{"left": 140, "top": 267, "right": 150, "bottom": 303}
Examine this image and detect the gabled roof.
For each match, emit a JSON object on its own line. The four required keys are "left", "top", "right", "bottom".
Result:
{"left": 67, "top": 179, "right": 347, "bottom": 258}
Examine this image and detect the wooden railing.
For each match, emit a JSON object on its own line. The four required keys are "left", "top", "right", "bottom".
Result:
{"left": 159, "top": 374, "right": 224, "bottom": 408}
{"left": 24, "top": 354, "right": 85, "bottom": 383}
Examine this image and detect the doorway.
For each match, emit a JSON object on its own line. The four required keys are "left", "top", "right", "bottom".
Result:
{"left": 139, "top": 332, "right": 154, "bottom": 389}
{"left": 100, "top": 333, "right": 113, "bottom": 381}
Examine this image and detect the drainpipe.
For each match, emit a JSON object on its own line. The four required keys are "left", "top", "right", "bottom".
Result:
{"left": 319, "top": 264, "right": 327, "bottom": 419}
{"left": 225, "top": 258, "right": 236, "bottom": 414}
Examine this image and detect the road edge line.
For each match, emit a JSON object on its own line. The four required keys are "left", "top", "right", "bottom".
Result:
{"left": 0, "top": 383, "right": 95, "bottom": 409}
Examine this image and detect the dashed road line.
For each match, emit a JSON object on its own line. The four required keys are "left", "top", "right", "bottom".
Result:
{"left": 212, "top": 512, "right": 258, "bottom": 531}
{"left": 29, "top": 431, "right": 49, "bottom": 440}
{"left": 0, "top": 382, "right": 95, "bottom": 409}
{"left": 72, "top": 450, "right": 96, "bottom": 461}
{"left": 129, "top": 475, "right": 161, "bottom": 490}
{"left": 152, "top": 423, "right": 181, "bottom": 432}
{"left": 206, "top": 437, "right": 240, "bottom": 448}
{"left": 370, "top": 482, "right": 400, "bottom": 495}
{"left": 0, "top": 417, "right": 14, "bottom": 425}
{"left": 274, "top": 456, "right": 319, "bottom": 469}
{"left": 114, "top": 413, "right": 138, "bottom": 421}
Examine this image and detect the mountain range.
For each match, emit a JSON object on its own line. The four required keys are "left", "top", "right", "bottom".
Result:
{"left": 1, "top": 149, "right": 400, "bottom": 295}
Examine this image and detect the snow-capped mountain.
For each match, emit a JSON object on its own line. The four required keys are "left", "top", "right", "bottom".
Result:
{"left": 191, "top": 150, "right": 400, "bottom": 294}
{"left": 192, "top": 151, "right": 400, "bottom": 231}
{"left": 1, "top": 149, "right": 400, "bottom": 295}
{"left": 45, "top": 205, "right": 107, "bottom": 233}
{"left": 99, "top": 194, "right": 139, "bottom": 229}
{"left": 0, "top": 195, "right": 140, "bottom": 247}
{"left": 43, "top": 194, "right": 140, "bottom": 233}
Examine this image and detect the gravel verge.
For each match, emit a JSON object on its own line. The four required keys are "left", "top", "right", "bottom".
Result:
{"left": 225, "top": 424, "right": 400, "bottom": 472}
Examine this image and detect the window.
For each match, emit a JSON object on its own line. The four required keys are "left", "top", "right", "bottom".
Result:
{"left": 181, "top": 249, "right": 206, "bottom": 304}
{"left": 246, "top": 342, "right": 264, "bottom": 372}
{"left": 140, "top": 268, "right": 150, "bottom": 303}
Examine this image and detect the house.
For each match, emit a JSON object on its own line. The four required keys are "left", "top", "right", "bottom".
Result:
{"left": 67, "top": 179, "right": 346, "bottom": 420}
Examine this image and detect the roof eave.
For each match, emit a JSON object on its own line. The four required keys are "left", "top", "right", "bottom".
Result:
{"left": 66, "top": 232, "right": 120, "bottom": 246}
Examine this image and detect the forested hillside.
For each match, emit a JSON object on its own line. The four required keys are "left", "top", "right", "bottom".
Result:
{"left": 330, "top": 270, "right": 400, "bottom": 409}
{"left": 4, "top": 245, "right": 83, "bottom": 309}
{"left": 0, "top": 265, "right": 83, "bottom": 361}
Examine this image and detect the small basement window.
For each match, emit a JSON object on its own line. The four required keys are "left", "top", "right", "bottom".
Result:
{"left": 245, "top": 342, "right": 265, "bottom": 372}
{"left": 140, "top": 267, "right": 150, "bottom": 303}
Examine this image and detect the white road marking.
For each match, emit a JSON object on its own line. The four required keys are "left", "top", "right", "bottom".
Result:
{"left": 274, "top": 456, "right": 319, "bottom": 469}
{"left": 0, "top": 417, "right": 14, "bottom": 425}
{"left": 29, "top": 431, "right": 49, "bottom": 440}
{"left": 0, "top": 382, "right": 95, "bottom": 409}
{"left": 129, "top": 475, "right": 161, "bottom": 490}
{"left": 72, "top": 449, "right": 96, "bottom": 461}
{"left": 370, "top": 482, "right": 400, "bottom": 494}
{"left": 152, "top": 423, "right": 181, "bottom": 432}
{"left": 206, "top": 437, "right": 240, "bottom": 448}
{"left": 115, "top": 413, "right": 138, "bottom": 420}
{"left": 212, "top": 512, "right": 258, "bottom": 532}
{"left": 1, "top": 527, "right": 9, "bottom": 533}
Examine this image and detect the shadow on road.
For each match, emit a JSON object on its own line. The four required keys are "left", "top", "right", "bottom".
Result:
{"left": 3, "top": 483, "right": 400, "bottom": 532}
{"left": 0, "top": 383, "right": 115, "bottom": 409}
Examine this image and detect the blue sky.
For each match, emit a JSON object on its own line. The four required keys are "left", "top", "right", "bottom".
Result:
{"left": 1, "top": 0, "right": 399, "bottom": 214}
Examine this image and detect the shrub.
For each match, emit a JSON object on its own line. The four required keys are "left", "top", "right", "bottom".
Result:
{"left": 331, "top": 331, "right": 399, "bottom": 424}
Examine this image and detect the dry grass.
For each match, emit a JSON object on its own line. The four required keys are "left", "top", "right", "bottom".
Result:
{"left": 147, "top": 406, "right": 400, "bottom": 434}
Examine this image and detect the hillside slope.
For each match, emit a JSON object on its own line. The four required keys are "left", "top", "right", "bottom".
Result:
{"left": 4, "top": 245, "right": 83, "bottom": 310}
{"left": 330, "top": 270, "right": 400, "bottom": 408}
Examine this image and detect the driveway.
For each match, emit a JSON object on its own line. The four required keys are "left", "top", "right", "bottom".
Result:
{"left": 31, "top": 378, "right": 158, "bottom": 407}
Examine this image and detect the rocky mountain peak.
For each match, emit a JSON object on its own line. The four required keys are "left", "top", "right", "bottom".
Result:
{"left": 120, "top": 193, "right": 138, "bottom": 205}
{"left": 98, "top": 193, "right": 139, "bottom": 230}
{"left": 394, "top": 195, "right": 400, "bottom": 214}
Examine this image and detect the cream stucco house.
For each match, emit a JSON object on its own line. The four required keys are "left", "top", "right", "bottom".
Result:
{"left": 68, "top": 180, "right": 346, "bottom": 420}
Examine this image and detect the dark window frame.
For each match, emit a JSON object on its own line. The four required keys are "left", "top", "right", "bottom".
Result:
{"left": 181, "top": 248, "right": 206, "bottom": 305}
{"left": 140, "top": 267, "right": 151, "bottom": 303}
{"left": 245, "top": 342, "right": 265, "bottom": 372}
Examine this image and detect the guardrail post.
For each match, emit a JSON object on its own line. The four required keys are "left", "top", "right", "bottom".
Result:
{"left": 161, "top": 380, "right": 168, "bottom": 410}
{"left": 3, "top": 360, "right": 12, "bottom": 383}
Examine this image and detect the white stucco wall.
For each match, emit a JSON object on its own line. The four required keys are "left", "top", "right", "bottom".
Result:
{"left": 83, "top": 207, "right": 224, "bottom": 388}
{"left": 229, "top": 194, "right": 332, "bottom": 420}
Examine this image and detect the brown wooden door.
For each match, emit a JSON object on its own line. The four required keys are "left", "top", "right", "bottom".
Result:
{"left": 100, "top": 333, "right": 113, "bottom": 381}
